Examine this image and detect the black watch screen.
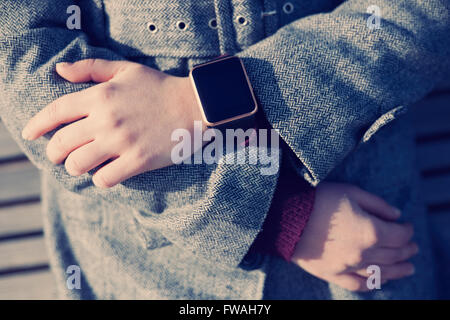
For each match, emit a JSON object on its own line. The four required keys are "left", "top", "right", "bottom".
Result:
{"left": 189, "top": 55, "right": 258, "bottom": 127}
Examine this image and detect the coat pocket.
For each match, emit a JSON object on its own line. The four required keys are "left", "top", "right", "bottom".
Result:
{"left": 129, "top": 208, "right": 173, "bottom": 250}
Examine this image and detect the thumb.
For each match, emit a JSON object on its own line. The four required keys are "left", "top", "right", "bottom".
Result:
{"left": 56, "top": 59, "right": 130, "bottom": 83}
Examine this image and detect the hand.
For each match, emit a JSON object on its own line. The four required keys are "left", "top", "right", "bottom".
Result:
{"left": 292, "top": 182, "right": 418, "bottom": 292}
{"left": 22, "top": 59, "right": 205, "bottom": 188}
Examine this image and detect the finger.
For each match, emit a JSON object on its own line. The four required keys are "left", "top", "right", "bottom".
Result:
{"left": 56, "top": 59, "right": 131, "bottom": 83}
{"left": 46, "top": 118, "right": 95, "bottom": 164}
{"left": 333, "top": 274, "right": 374, "bottom": 292}
{"left": 64, "top": 141, "right": 116, "bottom": 177}
{"left": 364, "top": 243, "right": 419, "bottom": 265}
{"left": 340, "top": 271, "right": 389, "bottom": 290}
{"left": 354, "top": 262, "right": 415, "bottom": 280}
{"left": 375, "top": 220, "right": 414, "bottom": 248}
{"left": 92, "top": 154, "right": 140, "bottom": 188}
{"left": 22, "top": 88, "right": 94, "bottom": 140}
{"left": 352, "top": 187, "right": 401, "bottom": 221}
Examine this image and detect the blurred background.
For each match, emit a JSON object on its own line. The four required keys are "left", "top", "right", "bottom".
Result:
{"left": 0, "top": 90, "right": 449, "bottom": 299}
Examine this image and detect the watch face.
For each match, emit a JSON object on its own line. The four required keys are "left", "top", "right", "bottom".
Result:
{"left": 190, "top": 56, "right": 257, "bottom": 126}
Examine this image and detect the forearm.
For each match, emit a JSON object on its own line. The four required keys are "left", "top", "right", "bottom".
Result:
{"left": 238, "top": 0, "right": 450, "bottom": 185}
{"left": 0, "top": 2, "right": 281, "bottom": 268}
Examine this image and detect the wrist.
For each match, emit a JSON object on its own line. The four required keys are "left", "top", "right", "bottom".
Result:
{"left": 163, "top": 75, "right": 207, "bottom": 135}
{"left": 180, "top": 76, "right": 207, "bottom": 133}
{"left": 248, "top": 160, "right": 316, "bottom": 262}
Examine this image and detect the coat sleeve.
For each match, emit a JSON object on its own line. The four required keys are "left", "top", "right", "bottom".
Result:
{"left": 0, "top": 0, "right": 280, "bottom": 268}
{"left": 238, "top": 0, "right": 450, "bottom": 185}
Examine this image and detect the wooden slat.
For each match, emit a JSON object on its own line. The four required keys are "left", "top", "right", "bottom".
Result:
{"left": 421, "top": 173, "right": 450, "bottom": 206}
{"left": 0, "top": 237, "right": 48, "bottom": 271}
{"left": 416, "top": 139, "right": 450, "bottom": 172}
{"left": 430, "top": 211, "right": 450, "bottom": 244}
{"left": 0, "top": 122, "right": 23, "bottom": 160}
{"left": 0, "top": 203, "right": 43, "bottom": 237}
{"left": 429, "top": 212, "right": 450, "bottom": 298}
{"left": 0, "top": 161, "right": 40, "bottom": 204}
{"left": 412, "top": 92, "right": 450, "bottom": 138}
{"left": 0, "top": 270, "right": 57, "bottom": 299}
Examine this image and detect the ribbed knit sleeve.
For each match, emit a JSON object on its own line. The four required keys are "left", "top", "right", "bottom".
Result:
{"left": 247, "top": 157, "right": 316, "bottom": 262}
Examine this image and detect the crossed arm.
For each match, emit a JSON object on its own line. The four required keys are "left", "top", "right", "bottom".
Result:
{"left": 1, "top": 0, "right": 448, "bottom": 289}
{"left": 18, "top": 57, "right": 418, "bottom": 291}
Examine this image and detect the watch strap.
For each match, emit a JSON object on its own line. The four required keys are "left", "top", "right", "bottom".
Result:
{"left": 212, "top": 113, "right": 257, "bottom": 132}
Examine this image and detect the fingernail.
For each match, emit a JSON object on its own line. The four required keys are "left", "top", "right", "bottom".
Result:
{"left": 56, "top": 62, "right": 72, "bottom": 68}
{"left": 21, "top": 128, "right": 31, "bottom": 140}
{"left": 408, "top": 265, "right": 416, "bottom": 275}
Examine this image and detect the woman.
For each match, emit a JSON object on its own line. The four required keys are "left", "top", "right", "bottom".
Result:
{"left": 1, "top": 0, "right": 448, "bottom": 299}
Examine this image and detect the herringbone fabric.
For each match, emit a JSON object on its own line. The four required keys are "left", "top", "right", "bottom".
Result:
{"left": 0, "top": 0, "right": 449, "bottom": 299}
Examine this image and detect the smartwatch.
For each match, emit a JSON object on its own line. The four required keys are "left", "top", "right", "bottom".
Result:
{"left": 189, "top": 55, "right": 258, "bottom": 132}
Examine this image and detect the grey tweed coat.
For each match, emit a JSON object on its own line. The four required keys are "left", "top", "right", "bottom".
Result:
{"left": 0, "top": 0, "right": 449, "bottom": 299}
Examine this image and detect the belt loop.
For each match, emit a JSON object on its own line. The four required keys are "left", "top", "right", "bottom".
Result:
{"left": 261, "top": 0, "right": 279, "bottom": 37}
{"left": 213, "top": 0, "right": 238, "bottom": 55}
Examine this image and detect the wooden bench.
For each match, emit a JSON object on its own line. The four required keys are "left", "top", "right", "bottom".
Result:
{"left": 0, "top": 92, "right": 449, "bottom": 299}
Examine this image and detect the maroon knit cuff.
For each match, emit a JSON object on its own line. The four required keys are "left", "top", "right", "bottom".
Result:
{"left": 248, "top": 168, "right": 316, "bottom": 262}
{"left": 244, "top": 109, "right": 316, "bottom": 262}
